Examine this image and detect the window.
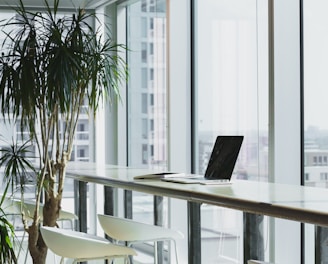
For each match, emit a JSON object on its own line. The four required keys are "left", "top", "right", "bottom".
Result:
{"left": 142, "top": 119, "right": 148, "bottom": 139}
{"left": 141, "top": 42, "right": 148, "bottom": 62}
{"left": 150, "top": 17, "right": 154, "bottom": 30}
{"left": 142, "top": 68, "right": 148, "bottom": 88}
{"left": 149, "top": 0, "right": 155, "bottom": 12}
{"left": 125, "top": 2, "right": 170, "bottom": 262}
{"left": 320, "top": 172, "right": 328, "bottom": 181}
{"left": 141, "top": 17, "right": 147, "bottom": 37}
{"left": 150, "top": 94, "right": 154, "bottom": 106}
{"left": 141, "top": 0, "right": 147, "bottom": 12}
{"left": 150, "top": 68, "right": 154, "bottom": 80}
{"left": 127, "top": 0, "right": 167, "bottom": 170}
{"left": 113, "top": 0, "right": 315, "bottom": 262}
{"left": 78, "top": 123, "right": 85, "bottom": 132}
{"left": 1, "top": 0, "right": 322, "bottom": 262}
{"left": 304, "top": 2, "right": 328, "bottom": 261}
{"left": 78, "top": 148, "right": 85, "bottom": 158}
{"left": 150, "top": 43, "right": 154, "bottom": 55}
{"left": 314, "top": 156, "right": 318, "bottom": 165}
{"left": 141, "top": 93, "right": 148, "bottom": 114}
{"left": 194, "top": 0, "right": 268, "bottom": 262}
{"left": 142, "top": 144, "right": 148, "bottom": 164}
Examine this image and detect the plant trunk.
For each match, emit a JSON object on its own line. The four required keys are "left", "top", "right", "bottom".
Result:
{"left": 27, "top": 197, "right": 60, "bottom": 264}
{"left": 27, "top": 223, "right": 47, "bottom": 264}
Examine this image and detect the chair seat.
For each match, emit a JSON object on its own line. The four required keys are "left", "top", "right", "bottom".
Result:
{"left": 40, "top": 226, "right": 136, "bottom": 260}
{"left": 1, "top": 196, "right": 78, "bottom": 263}
{"left": 97, "top": 214, "right": 184, "bottom": 243}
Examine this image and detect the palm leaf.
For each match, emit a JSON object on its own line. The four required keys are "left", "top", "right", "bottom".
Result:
{"left": 0, "top": 139, "right": 36, "bottom": 194}
{"left": 0, "top": 179, "right": 17, "bottom": 263}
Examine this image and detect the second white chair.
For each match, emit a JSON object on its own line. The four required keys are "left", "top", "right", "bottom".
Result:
{"left": 98, "top": 214, "right": 184, "bottom": 264}
{"left": 40, "top": 226, "right": 137, "bottom": 264}
{"left": 2, "top": 197, "right": 78, "bottom": 263}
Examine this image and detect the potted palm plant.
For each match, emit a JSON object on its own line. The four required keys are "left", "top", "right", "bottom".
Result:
{"left": 0, "top": 0, "right": 126, "bottom": 263}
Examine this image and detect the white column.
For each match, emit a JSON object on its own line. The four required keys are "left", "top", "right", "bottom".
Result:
{"left": 167, "top": 0, "right": 191, "bottom": 263}
{"left": 270, "top": 0, "right": 301, "bottom": 262}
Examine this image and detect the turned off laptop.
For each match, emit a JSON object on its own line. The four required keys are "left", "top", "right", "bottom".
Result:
{"left": 162, "top": 135, "right": 244, "bottom": 185}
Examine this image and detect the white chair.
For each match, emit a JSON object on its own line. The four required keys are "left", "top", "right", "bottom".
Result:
{"left": 1, "top": 197, "right": 78, "bottom": 262}
{"left": 40, "top": 226, "right": 137, "bottom": 264}
{"left": 98, "top": 214, "right": 184, "bottom": 264}
{"left": 2, "top": 197, "right": 78, "bottom": 228}
{"left": 17, "top": 199, "right": 79, "bottom": 262}
{"left": 16, "top": 199, "right": 78, "bottom": 228}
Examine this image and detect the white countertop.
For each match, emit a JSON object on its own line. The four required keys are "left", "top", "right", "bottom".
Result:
{"left": 67, "top": 162, "right": 328, "bottom": 226}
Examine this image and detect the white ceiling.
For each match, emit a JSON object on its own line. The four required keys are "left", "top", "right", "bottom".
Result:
{"left": 0, "top": 0, "right": 112, "bottom": 9}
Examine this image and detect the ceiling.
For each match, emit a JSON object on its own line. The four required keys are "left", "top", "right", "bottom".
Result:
{"left": 0, "top": 0, "right": 113, "bottom": 10}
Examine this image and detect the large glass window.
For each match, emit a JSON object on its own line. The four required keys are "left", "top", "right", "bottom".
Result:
{"left": 303, "top": 0, "right": 328, "bottom": 262}
{"left": 303, "top": 1, "right": 328, "bottom": 187}
{"left": 1, "top": 0, "right": 319, "bottom": 262}
{"left": 194, "top": 0, "right": 268, "bottom": 262}
{"left": 127, "top": 0, "right": 167, "bottom": 171}
{"left": 126, "top": 1, "right": 170, "bottom": 262}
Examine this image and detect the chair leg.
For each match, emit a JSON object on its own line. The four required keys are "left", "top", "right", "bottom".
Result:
{"left": 24, "top": 235, "right": 29, "bottom": 264}
{"left": 124, "top": 256, "right": 131, "bottom": 264}
{"left": 16, "top": 230, "right": 26, "bottom": 261}
{"left": 173, "top": 240, "right": 179, "bottom": 264}
{"left": 127, "top": 242, "right": 133, "bottom": 264}
{"left": 154, "top": 241, "right": 158, "bottom": 264}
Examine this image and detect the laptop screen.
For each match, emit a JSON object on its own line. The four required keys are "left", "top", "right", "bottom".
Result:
{"left": 204, "top": 136, "right": 244, "bottom": 180}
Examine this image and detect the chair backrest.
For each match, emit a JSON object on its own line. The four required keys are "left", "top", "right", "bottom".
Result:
{"left": 97, "top": 214, "right": 184, "bottom": 242}
{"left": 0, "top": 196, "right": 21, "bottom": 214}
{"left": 13, "top": 199, "right": 78, "bottom": 221}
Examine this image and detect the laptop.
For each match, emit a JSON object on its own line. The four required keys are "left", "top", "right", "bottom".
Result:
{"left": 161, "top": 135, "right": 244, "bottom": 185}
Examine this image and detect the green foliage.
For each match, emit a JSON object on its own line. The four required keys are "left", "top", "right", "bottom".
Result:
{"left": 0, "top": 0, "right": 126, "bottom": 149}
{"left": 0, "top": 0, "right": 126, "bottom": 198}
{"left": 0, "top": 138, "right": 36, "bottom": 195}
{"left": 0, "top": 138, "right": 35, "bottom": 263}
{"left": 0, "top": 182, "right": 17, "bottom": 264}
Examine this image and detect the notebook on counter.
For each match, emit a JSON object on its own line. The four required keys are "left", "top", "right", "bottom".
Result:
{"left": 133, "top": 172, "right": 185, "bottom": 180}
{"left": 161, "top": 135, "right": 244, "bottom": 185}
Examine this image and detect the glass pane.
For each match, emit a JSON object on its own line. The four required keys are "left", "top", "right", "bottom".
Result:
{"left": 126, "top": 1, "right": 168, "bottom": 262}
{"left": 304, "top": 1, "right": 328, "bottom": 186}
{"left": 194, "top": 0, "right": 268, "bottom": 262}
{"left": 127, "top": 0, "right": 167, "bottom": 171}
{"left": 303, "top": 0, "right": 328, "bottom": 262}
